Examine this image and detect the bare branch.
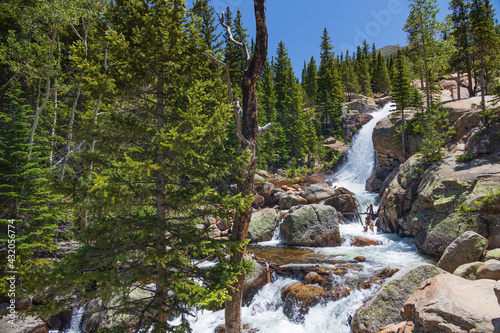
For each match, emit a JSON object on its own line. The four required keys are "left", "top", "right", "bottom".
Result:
{"left": 218, "top": 12, "right": 250, "bottom": 66}
{"left": 203, "top": 52, "right": 250, "bottom": 147}
{"left": 258, "top": 123, "right": 272, "bottom": 135}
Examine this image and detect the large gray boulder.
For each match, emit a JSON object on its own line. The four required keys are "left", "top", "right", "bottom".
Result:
{"left": 402, "top": 273, "right": 500, "bottom": 332}
{"left": 247, "top": 208, "right": 279, "bottom": 243}
{"left": 378, "top": 149, "right": 500, "bottom": 257}
{"left": 438, "top": 231, "right": 488, "bottom": 273}
{"left": 301, "top": 184, "right": 336, "bottom": 204}
{"left": 351, "top": 263, "right": 445, "bottom": 333}
{"left": 279, "top": 204, "right": 340, "bottom": 247}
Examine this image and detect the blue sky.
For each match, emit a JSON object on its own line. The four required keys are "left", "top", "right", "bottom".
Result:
{"left": 192, "top": 0, "right": 500, "bottom": 77}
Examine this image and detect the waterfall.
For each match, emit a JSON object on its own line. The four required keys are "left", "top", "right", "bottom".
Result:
{"left": 330, "top": 103, "right": 393, "bottom": 212}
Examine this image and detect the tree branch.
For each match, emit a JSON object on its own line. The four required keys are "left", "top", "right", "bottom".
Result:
{"left": 218, "top": 12, "right": 250, "bottom": 67}
{"left": 203, "top": 52, "right": 250, "bottom": 147}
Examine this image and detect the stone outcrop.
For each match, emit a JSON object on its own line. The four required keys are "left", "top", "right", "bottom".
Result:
{"left": 351, "top": 263, "right": 445, "bottom": 333}
{"left": 247, "top": 208, "right": 279, "bottom": 243}
{"left": 402, "top": 274, "right": 500, "bottom": 332}
{"left": 341, "top": 110, "right": 373, "bottom": 142}
{"left": 453, "top": 261, "right": 484, "bottom": 280}
{"left": 378, "top": 149, "right": 500, "bottom": 257}
{"left": 282, "top": 284, "right": 350, "bottom": 322}
{"left": 437, "top": 231, "right": 488, "bottom": 273}
{"left": 368, "top": 109, "right": 423, "bottom": 192}
{"left": 280, "top": 204, "right": 341, "bottom": 247}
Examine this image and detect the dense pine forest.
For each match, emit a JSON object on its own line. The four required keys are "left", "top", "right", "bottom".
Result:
{"left": 1, "top": 0, "right": 500, "bottom": 332}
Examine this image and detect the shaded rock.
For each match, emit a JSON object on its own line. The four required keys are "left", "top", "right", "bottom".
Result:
{"left": 476, "top": 259, "right": 500, "bottom": 280}
{"left": 402, "top": 273, "right": 500, "bottom": 333}
{"left": 345, "top": 97, "right": 378, "bottom": 113}
{"left": 15, "top": 296, "right": 32, "bottom": 310}
{"left": 376, "top": 265, "right": 400, "bottom": 279}
{"left": 438, "top": 231, "right": 488, "bottom": 273}
{"left": 251, "top": 194, "right": 265, "bottom": 209}
{"left": 254, "top": 182, "right": 276, "bottom": 205}
{"left": 354, "top": 256, "right": 366, "bottom": 262}
{"left": 242, "top": 259, "right": 268, "bottom": 305}
{"left": 283, "top": 285, "right": 350, "bottom": 322}
{"left": 280, "top": 204, "right": 340, "bottom": 247}
{"left": 324, "top": 187, "right": 359, "bottom": 217}
{"left": 278, "top": 194, "right": 308, "bottom": 210}
{"left": 301, "top": 184, "right": 336, "bottom": 204}
{"left": 217, "top": 220, "right": 228, "bottom": 231}
{"left": 453, "top": 261, "right": 483, "bottom": 280}
{"left": 351, "top": 263, "right": 445, "bottom": 333}
{"left": 247, "top": 208, "right": 278, "bottom": 243}
{"left": 486, "top": 248, "right": 500, "bottom": 261}
{"left": 304, "top": 272, "right": 324, "bottom": 286}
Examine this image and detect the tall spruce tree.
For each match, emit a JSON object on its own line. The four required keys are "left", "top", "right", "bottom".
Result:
{"left": 191, "top": 0, "right": 223, "bottom": 53}
{"left": 303, "top": 56, "right": 318, "bottom": 107}
{"left": 449, "top": 0, "right": 476, "bottom": 98}
{"left": 317, "top": 28, "right": 344, "bottom": 136}
{"left": 391, "top": 50, "right": 412, "bottom": 159}
{"left": 355, "top": 45, "right": 373, "bottom": 96}
{"left": 470, "top": 0, "right": 500, "bottom": 114}
{"left": 405, "top": 0, "right": 452, "bottom": 112}
{"left": 341, "top": 51, "right": 360, "bottom": 102}
{"left": 23, "top": 2, "right": 251, "bottom": 332}
{"left": 372, "top": 51, "right": 392, "bottom": 94}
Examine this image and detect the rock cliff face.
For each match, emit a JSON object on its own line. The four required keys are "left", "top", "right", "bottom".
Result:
{"left": 374, "top": 97, "right": 500, "bottom": 257}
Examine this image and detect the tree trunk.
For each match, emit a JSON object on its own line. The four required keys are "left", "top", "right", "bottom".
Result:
{"left": 456, "top": 72, "right": 461, "bottom": 100}
{"left": 155, "top": 73, "right": 169, "bottom": 324}
{"left": 60, "top": 82, "right": 82, "bottom": 181}
{"left": 224, "top": 1, "right": 267, "bottom": 332}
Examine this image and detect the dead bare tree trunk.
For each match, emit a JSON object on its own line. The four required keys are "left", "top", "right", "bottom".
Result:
{"left": 218, "top": 1, "right": 268, "bottom": 332}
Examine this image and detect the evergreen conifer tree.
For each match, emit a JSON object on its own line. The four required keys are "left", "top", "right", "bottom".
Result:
{"left": 317, "top": 28, "right": 344, "bottom": 136}
{"left": 470, "top": 0, "right": 500, "bottom": 114}
{"left": 23, "top": 2, "right": 251, "bottom": 332}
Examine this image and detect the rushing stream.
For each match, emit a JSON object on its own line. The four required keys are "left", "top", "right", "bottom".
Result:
{"left": 182, "top": 103, "right": 428, "bottom": 332}
{"left": 57, "top": 103, "right": 428, "bottom": 332}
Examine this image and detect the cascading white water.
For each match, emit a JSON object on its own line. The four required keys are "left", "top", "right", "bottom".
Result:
{"left": 330, "top": 103, "right": 393, "bottom": 212}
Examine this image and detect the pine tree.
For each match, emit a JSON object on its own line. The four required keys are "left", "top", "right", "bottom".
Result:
{"left": 341, "top": 51, "right": 360, "bottom": 102}
{"left": 303, "top": 56, "right": 318, "bottom": 107}
{"left": 355, "top": 45, "right": 373, "bottom": 96}
{"left": 372, "top": 51, "right": 392, "bottom": 94}
{"left": 390, "top": 50, "right": 412, "bottom": 159}
{"left": 470, "top": 0, "right": 500, "bottom": 114}
{"left": 317, "top": 28, "right": 344, "bottom": 136}
{"left": 449, "top": 0, "right": 476, "bottom": 98}
{"left": 191, "top": 0, "right": 222, "bottom": 53}
{"left": 405, "top": 0, "right": 452, "bottom": 112}
{"left": 24, "top": 2, "right": 251, "bottom": 332}
{"left": 223, "top": 7, "right": 248, "bottom": 98}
